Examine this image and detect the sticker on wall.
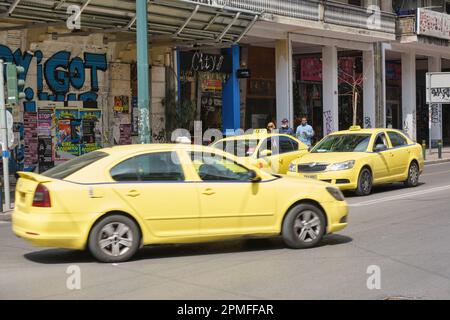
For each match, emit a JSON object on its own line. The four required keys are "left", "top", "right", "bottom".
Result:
{"left": 114, "top": 96, "right": 130, "bottom": 114}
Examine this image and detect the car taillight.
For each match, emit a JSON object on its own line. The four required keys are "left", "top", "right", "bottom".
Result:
{"left": 33, "top": 184, "right": 51, "bottom": 207}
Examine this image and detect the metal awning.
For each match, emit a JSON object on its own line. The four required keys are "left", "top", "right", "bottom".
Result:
{"left": 0, "top": 0, "right": 260, "bottom": 47}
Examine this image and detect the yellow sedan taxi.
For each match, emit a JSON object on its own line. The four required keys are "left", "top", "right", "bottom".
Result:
{"left": 288, "top": 127, "right": 424, "bottom": 196}
{"left": 211, "top": 130, "right": 309, "bottom": 174}
{"left": 13, "top": 144, "right": 348, "bottom": 263}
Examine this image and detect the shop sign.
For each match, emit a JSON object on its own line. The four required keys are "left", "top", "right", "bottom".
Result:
{"left": 417, "top": 8, "right": 450, "bottom": 40}
{"left": 386, "top": 63, "right": 401, "bottom": 81}
{"left": 237, "top": 69, "right": 251, "bottom": 79}
{"left": 300, "top": 58, "right": 322, "bottom": 82}
{"left": 426, "top": 72, "right": 450, "bottom": 104}
{"left": 180, "top": 51, "right": 232, "bottom": 74}
{"left": 202, "top": 79, "right": 222, "bottom": 91}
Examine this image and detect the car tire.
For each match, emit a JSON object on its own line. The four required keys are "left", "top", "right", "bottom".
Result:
{"left": 355, "top": 167, "right": 373, "bottom": 196}
{"left": 88, "top": 214, "right": 141, "bottom": 263}
{"left": 282, "top": 204, "right": 326, "bottom": 249}
{"left": 404, "top": 161, "right": 420, "bottom": 188}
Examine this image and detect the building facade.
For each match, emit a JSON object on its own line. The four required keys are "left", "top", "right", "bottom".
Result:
{"left": 1, "top": 0, "right": 450, "bottom": 174}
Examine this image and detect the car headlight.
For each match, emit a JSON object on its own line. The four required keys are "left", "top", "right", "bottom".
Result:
{"left": 327, "top": 160, "right": 355, "bottom": 171}
{"left": 288, "top": 163, "right": 297, "bottom": 173}
{"left": 326, "top": 187, "right": 345, "bottom": 201}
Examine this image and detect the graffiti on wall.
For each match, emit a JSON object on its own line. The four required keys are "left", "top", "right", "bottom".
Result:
{"left": 323, "top": 110, "right": 334, "bottom": 135}
{"left": 0, "top": 44, "right": 107, "bottom": 105}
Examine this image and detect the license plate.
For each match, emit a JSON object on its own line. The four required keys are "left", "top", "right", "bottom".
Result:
{"left": 303, "top": 175, "right": 318, "bottom": 180}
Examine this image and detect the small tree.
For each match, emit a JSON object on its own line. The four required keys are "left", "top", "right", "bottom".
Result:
{"left": 338, "top": 61, "right": 364, "bottom": 126}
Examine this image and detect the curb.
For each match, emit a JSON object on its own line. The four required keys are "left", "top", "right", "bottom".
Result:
{"left": 0, "top": 211, "right": 12, "bottom": 222}
{"left": 425, "top": 158, "right": 450, "bottom": 165}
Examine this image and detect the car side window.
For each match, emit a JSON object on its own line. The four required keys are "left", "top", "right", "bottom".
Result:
{"left": 259, "top": 137, "right": 296, "bottom": 156}
{"left": 111, "top": 152, "right": 185, "bottom": 182}
{"left": 190, "top": 152, "right": 253, "bottom": 182}
{"left": 373, "top": 133, "right": 388, "bottom": 151}
{"left": 279, "top": 137, "right": 297, "bottom": 153}
{"left": 388, "top": 132, "right": 408, "bottom": 148}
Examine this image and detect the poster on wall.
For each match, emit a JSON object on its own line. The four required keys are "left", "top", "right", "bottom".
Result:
{"left": 80, "top": 109, "right": 102, "bottom": 154}
{"left": 119, "top": 124, "right": 132, "bottom": 145}
{"left": 37, "top": 109, "right": 53, "bottom": 137}
{"left": 114, "top": 96, "right": 130, "bottom": 113}
{"left": 55, "top": 108, "right": 80, "bottom": 160}
{"left": 23, "top": 112, "right": 38, "bottom": 167}
{"left": 38, "top": 136, "right": 54, "bottom": 173}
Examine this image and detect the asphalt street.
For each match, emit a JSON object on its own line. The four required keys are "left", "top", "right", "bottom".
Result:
{"left": 1, "top": 162, "right": 450, "bottom": 300}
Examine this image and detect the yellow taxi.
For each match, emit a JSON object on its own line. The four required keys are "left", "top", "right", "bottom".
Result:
{"left": 211, "top": 129, "right": 309, "bottom": 174}
{"left": 13, "top": 144, "right": 348, "bottom": 263}
{"left": 287, "top": 127, "right": 424, "bottom": 196}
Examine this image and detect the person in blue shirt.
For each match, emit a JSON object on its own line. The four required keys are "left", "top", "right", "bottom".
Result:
{"left": 296, "top": 117, "right": 315, "bottom": 147}
{"left": 279, "top": 119, "right": 294, "bottom": 136}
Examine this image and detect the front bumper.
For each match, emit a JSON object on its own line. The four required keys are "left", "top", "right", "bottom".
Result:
{"left": 287, "top": 169, "right": 358, "bottom": 191}
{"left": 12, "top": 208, "right": 88, "bottom": 250}
{"left": 321, "top": 200, "right": 349, "bottom": 234}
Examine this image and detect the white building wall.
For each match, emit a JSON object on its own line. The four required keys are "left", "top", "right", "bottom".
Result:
{"left": 402, "top": 51, "right": 417, "bottom": 141}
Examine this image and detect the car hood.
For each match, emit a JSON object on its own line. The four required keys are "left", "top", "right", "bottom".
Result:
{"left": 291, "top": 152, "right": 367, "bottom": 165}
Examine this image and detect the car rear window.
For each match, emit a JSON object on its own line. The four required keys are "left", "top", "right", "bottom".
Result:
{"left": 42, "top": 151, "right": 109, "bottom": 180}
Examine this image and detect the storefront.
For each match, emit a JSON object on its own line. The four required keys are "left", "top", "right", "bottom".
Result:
{"left": 293, "top": 52, "right": 364, "bottom": 142}
{"left": 178, "top": 47, "right": 240, "bottom": 136}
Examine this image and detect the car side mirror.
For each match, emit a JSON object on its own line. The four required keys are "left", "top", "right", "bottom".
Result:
{"left": 374, "top": 144, "right": 387, "bottom": 152}
{"left": 248, "top": 170, "right": 262, "bottom": 182}
{"left": 259, "top": 149, "right": 272, "bottom": 157}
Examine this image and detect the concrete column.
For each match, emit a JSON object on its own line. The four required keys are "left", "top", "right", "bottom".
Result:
{"left": 380, "top": 0, "right": 393, "bottom": 13}
{"left": 428, "top": 56, "right": 442, "bottom": 147}
{"left": 363, "top": 50, "right": 376, "bottom": 128}
{"left": 136, "top": 0, "right": 151, "bottom": 144}
{"left": 322, "top": 46, "right": 339, "bottom": 135}
{"left": 401, "top": 51, "right": 416, "bottom": 141}
{"left": 275, "top": 37, "right": 293, "bottom": 126}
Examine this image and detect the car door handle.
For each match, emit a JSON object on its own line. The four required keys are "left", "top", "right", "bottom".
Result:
{"left": 126, "top": 190, "right": 141, "bottom": 197}
{"left": 202, "top": 188, "right": 216, "bottom": 196}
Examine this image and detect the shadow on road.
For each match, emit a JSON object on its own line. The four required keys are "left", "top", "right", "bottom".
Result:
{"left": 343, "top": 182, "right": 425, "bottom": 198}
{"left": 23, "top": 234, "right": 352, "bottom": 265}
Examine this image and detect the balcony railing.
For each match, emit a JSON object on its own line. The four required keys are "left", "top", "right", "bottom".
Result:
{"left": 192, "top": 0, "right": 396, "bottom": 34}
{"left": 324, "top": 1, "right": 396, "bottom": 34}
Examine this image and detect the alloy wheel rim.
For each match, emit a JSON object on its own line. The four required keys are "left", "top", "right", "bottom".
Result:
{"left": 410, "top": 164, "right": 419, "bottom": 185}
{"left": 98, "top": 222, "right": 133, "bottom": 257}
{"left": 361, "top": 171, "right": 372, "bottom": 193}
{"left": 293, "top": 210, "right": 321, "bottom": 243}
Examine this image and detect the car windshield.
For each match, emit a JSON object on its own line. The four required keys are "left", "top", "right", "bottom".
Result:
{"left": 311, "top": 134, "right": 371, "bottom": 153}
{"left": 213, "top": 139, "right": 260, "bottom": 157}
{"left": 42, "top": 151, "right": 109, "bottom": 179}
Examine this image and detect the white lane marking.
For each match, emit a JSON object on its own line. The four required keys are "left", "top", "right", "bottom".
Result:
{"left": 348, "top": 184, "right": 450, "bottom": 207}
{"left": 422, "top": 170, "right": 450, "bottom": 177}
{"left": 426, "top": 162, "right": 450, "bottom": 167}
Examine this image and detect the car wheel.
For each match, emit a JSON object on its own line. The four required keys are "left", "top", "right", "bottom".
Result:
{"left": 404, "top": 161, "right": 420, "bottom": 188}
{"left": 355, "top": 168, "right": 373, "bottom": 196}
{"left": 282, "top": 204, "right": 326, "bottom": 249}
{"left": 88, "top": 215, "right": 141, "bottom": 263}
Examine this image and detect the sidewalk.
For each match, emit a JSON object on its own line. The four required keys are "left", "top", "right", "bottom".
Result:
{"left": 424, "top": 147, "right": 450, "bottom": 165}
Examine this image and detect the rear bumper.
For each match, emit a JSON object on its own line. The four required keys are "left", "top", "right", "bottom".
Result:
{"left": 12, "top": 208, "right": 88, "bottom": 250}
{"left": 287, "top": 170, "right": 357, "bottom": 191}
{"left": 321, "top": 200, "right": 349, "bottom": 234}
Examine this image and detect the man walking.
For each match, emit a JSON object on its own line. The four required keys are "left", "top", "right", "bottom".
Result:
{"left": 296, "top": 117, "right": 315, "bottom": 147}
{"left": 279, "top": 118, "right": 294, "bottom": 136}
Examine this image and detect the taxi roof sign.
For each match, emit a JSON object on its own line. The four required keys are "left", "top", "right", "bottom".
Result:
{"left": 253, "top": 129, "right": 268, "bottom": 134}
{"left": 349, "top": 126, "right": 362, "bottom": 131}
